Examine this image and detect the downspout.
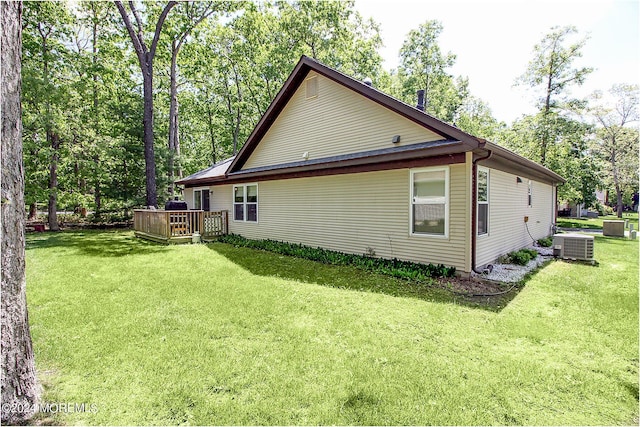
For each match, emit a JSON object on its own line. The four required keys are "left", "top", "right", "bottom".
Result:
{"left": 471, "top": 148, "right": 492, "bottom": 274}
{"left": 553, "top": 181, "right": 564, "bottom": 234}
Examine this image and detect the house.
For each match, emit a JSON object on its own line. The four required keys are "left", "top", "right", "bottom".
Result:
{"left": 177, "top": 56, "right": 565, "bottom": 276}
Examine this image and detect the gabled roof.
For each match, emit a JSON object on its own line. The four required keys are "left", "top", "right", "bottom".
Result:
{"left": 227, "top": 55, "right": 482, "bottom": 174}
{"left": 178, "top": 55, "right": 564, "bottom": 187}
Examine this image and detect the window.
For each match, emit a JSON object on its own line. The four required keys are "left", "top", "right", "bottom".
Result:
{"left": 411, "top": 167, "right": 449, "bottom": 237}
{"left": 528, "top": 180, "right": 532, "bottom": 207}
{"left": 193, "top": 188, "right": 210, "bottom": 211}
{"left": 233, "top": 184, "right": 258, "bottom": 222}
{"left": 477, "top": 168, "right": 489, "bottom": 235}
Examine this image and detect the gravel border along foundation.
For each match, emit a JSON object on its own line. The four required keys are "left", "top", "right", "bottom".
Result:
{"left": 472, "top": 245, "right": 554, "bottom": 283}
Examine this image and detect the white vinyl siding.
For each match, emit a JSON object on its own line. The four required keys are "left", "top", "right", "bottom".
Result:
{"left": 183, "top": 187, "right": 194, "bottom": 209}
{"left": 476, "top": 168, "right": 555, "bottom": 267}
{"left": 241, "top": 71, "right": 445, "bottom": 170}
{"left": 210, "top": 165, "right": 469, "bottom": 273}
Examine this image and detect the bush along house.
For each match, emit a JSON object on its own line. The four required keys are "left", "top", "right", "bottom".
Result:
{"left": 177, "top": 56, "right": 565, "bottom": 277}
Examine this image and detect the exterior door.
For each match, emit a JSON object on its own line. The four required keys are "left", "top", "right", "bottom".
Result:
{"left": 202, "top": 189, "right": 210, "bottom": 211}
{"left": 194, "top": 188, "right": 210, "bottom": 211}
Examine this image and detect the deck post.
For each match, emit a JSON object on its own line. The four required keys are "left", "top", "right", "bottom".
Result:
{"left": 165, "top": 211, "right": 171, "bottom": 238}
{"left": 134, "top": 209, "right": 228, "bottom": 243}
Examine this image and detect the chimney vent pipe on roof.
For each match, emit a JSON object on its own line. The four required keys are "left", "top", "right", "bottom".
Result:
{"left": 416, "top": 89, "right": 425, "bottom": 111}
{"left": 363, "top": 77, "right": 373, "bottom": 87}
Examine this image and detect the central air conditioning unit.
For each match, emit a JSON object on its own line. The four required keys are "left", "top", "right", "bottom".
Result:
{"left": 553, "top": 233, "right": 594, "bottom": 261}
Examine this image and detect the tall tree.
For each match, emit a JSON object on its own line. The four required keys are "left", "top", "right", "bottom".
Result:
{"left": 1, "top": 1, "right": 39, "bottom": 423}
{"left": 396, "top": 20, "right": 465, "bottom": 122}
{"left": 589, "top": 84, "right": 639, "bottom": 217}
{"left": 517, "top": 26, "right": 593, "bottom": 165}
{"left": 163, "top": 1, "right": 223, "bottom": 196}
{"left": 22, "top": 1, "right": 72, "bottom": 231}
{"left": 115, "top": 1, "right": 177, "bottom": 207}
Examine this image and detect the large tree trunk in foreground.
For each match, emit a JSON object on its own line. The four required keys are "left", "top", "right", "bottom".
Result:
{"left": 1, "top": 1, "right": 40, "bottom": 423}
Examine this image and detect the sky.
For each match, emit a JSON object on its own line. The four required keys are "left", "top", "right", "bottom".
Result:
{"left": 353, "top": 0, "right": 640, "bottom": 124}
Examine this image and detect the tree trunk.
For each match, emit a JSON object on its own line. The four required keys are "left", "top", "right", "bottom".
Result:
{"left": 168, "top": 41, "right": 178, "bottom": 196}
{"left": 115, "top": 1, "right": 177, "bottom": 208}
{"left": 91, "top": 6, "right": 101, "bottom": 219}
{"left": 47, "top": 132, "right": 60, "bottom": 231}
{"left": 175, "top": 114, "right": 182, "bottom": 180}
{"left": 616, "top": 185, "right": 623, "bottom": 218}
{"left": 94, "top": 155, "right": 101, "bottom": 220}
{"left": 28, "top": 203, "right": 37, "bottom": 221}
{"left": 142, "top": 59, "right": 158, "bottom": 207}
{"left": 206, "top": 103, "right": 217, "bottom": 164}
{"left": 1, "top": 2, "right": 40, "bottom": 423}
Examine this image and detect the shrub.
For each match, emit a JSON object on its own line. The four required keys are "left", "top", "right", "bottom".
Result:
{"left": 218, "top": 234, "right": 456, "bottom": 280}
{"left": 595, "top": 202, "right": 614, "bottom": 216}
{"left": 537, "top": 237, "right": 553, "bottom": 247}
{"left": 505, "top": 248, "right": 539, "bottom": 266}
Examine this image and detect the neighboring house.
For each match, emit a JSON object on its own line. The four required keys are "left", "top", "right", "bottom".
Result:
{"left": 177, "top": 56, "right": 564, "bottom": 276}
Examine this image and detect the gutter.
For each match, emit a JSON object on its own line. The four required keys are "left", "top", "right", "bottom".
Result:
{"left": 471, "top": 148, "right": 492, "bottom": 275}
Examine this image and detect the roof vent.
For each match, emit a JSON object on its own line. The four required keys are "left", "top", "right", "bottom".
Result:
{"left": 416, "top": 89, "right": 425, "bottom": 111}
{"left": 363, "top": 77, "right": 373, "bottom": 87}
{"left": 305, "top": 76, "right": 318, "bottom": 99}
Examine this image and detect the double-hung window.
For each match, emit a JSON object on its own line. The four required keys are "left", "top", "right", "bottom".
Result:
{"left": 411, "top": 167, "right": 449, "bottom": 237}
{"left": 477, "top": 168, "right": 489, "bottom": 235}
{"left": 233, "top": 184, "right": 258, "bottom": 222}
{"left": 528, "top": 180, "right": 533, "bottom": 207}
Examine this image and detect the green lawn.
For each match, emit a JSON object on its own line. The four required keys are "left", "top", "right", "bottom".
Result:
{"left": 557, "top": 212, "right": 639, "bottom": 229}
{"left": 26, "top": 231, "right": 638, "bottom": 425}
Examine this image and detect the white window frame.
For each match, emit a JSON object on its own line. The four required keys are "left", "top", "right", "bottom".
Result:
{"left": 409, "top": 166, "right": 449, "bottom": 239}
{"left": 528, "top": 180, "right": 533, "bottom": 207}
{"left": 477, "top": 167, "right": 489, "bottom": 236}
{"left": 232, "top": 184, "right": 258, "bottom": 223}
{"left": 193, "top": 187, "right": 209, "bottom": 211}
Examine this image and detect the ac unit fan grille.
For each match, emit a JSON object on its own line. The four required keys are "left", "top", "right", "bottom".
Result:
{"left": 563, "top": 238, "right": 594, "bottom": 260}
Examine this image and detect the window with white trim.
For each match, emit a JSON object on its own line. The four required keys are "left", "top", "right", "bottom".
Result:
{"left": 411, "top": 167, "right": 449, "bottom": 237}
{"left": 477, "top": 168, "right": 489, "bottom": 235}
{"left": 528, "top": 180, "right": 532, "bottom": 207}
{"left": 233, "top": 184, "right": 258, "bottom": 222}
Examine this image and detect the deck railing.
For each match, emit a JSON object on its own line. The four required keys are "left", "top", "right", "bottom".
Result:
{"left": 133, "top": 209, "right": 228, "bottom": 242}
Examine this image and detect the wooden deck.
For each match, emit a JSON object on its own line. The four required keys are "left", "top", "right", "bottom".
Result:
{"left": 133, "top": 209, "right": 228, "bottom": 244}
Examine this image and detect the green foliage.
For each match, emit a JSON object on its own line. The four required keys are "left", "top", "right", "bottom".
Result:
{"left": 25, "top": 231, "right": 639, "bottom": 425}
{"left": 505, "top": 25, "right": 601, "bottom": 206}
{"left": 393, "top": 20, "right": 465, "bottom": 122}
{"left": 536, "top": 237, "right": 553, "bottom": 247}
{"left": 218, "top": 234, "right": 456, "bottom": 279}
{"left": 588, "top": 84, "right": 639, "bottom": 216}
{"left": 504, "top": 248, "right": 540, "bottom": 266}
{"left": 22, "top": 1, "right": 146, "bottom": 219}
{"left": 517, "top": 25, "right": 593, "bottom": 111}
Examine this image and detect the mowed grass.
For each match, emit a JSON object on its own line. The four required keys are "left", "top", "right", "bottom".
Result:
{"left": 26, "top": 231, "right": 638, "bottom": 425}
{"left": 557, "top": 212, "right": 638, "bottom": 229}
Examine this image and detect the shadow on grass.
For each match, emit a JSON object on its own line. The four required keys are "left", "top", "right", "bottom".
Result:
{"left": 26, "top": 230, "right": 168, "bottom": 258}
{"left": 207, "top": 242, "right": 524, "bottom": 312}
